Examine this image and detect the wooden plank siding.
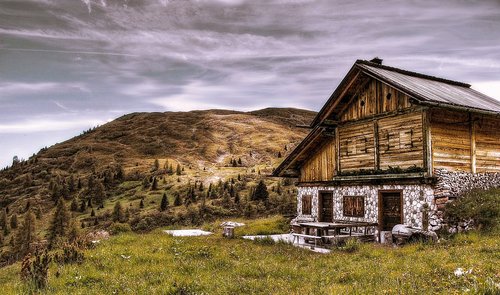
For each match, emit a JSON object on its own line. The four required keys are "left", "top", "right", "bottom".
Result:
{"left": 378, "top": 112, "right": 424, "bottom": 169}
{"left": 339, "top": 122, "right": 375, "bottom": 172}
{"left": 430, "top": 110, "right": 472, "bottom": 171}
{"left": 475, "top": 116, "right": 500, "bottom": 172}
{"left": 340, "top": 80, "right": 412, "bottom": 122}
{"left": 299, "top": 137, "right": 336, "bottom": 182}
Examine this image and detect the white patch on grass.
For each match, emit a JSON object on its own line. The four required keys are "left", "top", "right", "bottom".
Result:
{"left": 164, "top": 229, "right": 212, "bottom": 237}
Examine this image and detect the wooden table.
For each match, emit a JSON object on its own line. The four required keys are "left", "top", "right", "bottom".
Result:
{"left": 294, "top": 221, "right": 378, "bottom": 246}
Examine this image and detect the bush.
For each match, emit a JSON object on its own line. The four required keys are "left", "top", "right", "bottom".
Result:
{"left": 445, "top": 188, "right": 500, "bottom": 231}
{"left": 20, "top": 247, "right": 51, "bottom": 290}
{"left": 109, "top": 222, "right": 132, "bottom": 234}
{"left": 338, "top": 238, "right": 361, "bottom": 253}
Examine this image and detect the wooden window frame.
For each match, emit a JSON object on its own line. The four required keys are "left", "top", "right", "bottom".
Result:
{"left": 343, "top": 195, "right": 365, "bottom": 217}
{"left": 302, "top": 195, "right": 312, "bottom": 215}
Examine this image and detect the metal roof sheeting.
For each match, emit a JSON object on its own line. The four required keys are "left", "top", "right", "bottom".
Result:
{"left": 359, "top": 64, "right": 500, "bottom": 113}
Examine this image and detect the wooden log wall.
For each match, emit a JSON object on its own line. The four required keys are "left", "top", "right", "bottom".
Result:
{"left": 340, "top": 80, "right": 412, "bottom": 122}
{"left": 299, "top": 137, "right": 336, "bottom": 182}
{"left": 378, "top": 112, "right": 424, "bottom": 169}
{"left": 338, "top": 122, "right": 375, "bottom": 172}
{"left": 475, "top": 116, "right": 500, "bottom": 172}
{"left": 431, "top": 110, "right": 471, "bottom": 171}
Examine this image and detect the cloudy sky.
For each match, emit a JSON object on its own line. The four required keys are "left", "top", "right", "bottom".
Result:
{"left": 1, "top": 0, "right": 500, "bottom": 168}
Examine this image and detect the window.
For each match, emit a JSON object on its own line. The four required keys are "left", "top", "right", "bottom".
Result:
{"left": 343, "top": 196, "right": 364, "bottom": 217}
{"left": 302, "top": 195, "right": 312, "bottom": 215}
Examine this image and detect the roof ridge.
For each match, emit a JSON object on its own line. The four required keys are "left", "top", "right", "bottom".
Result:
{"left": 355, "top": 59, "right": 471, "bottom": 88}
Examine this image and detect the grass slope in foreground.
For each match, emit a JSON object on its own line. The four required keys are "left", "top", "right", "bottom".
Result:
{"left": 1, "top": 217, "right": 499, "bottom": 294}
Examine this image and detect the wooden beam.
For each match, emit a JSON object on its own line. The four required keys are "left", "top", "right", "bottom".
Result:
{"left": 318, "top": 71, "right": 361, "bottom": 123}
{"left": 470, "top": 113, "right": 477, "bottom": 173}
{"left": 422, "top": 110, "right": 433, "bottom": 176}
{"left": 374, "top": 120, "right": 380, "bottom": 170}
{"left": 335, "top": 126, "right": 340, "bottom": 175}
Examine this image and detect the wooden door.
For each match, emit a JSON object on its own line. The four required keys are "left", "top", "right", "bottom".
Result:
{"left": 379, "top": 191, "right": 403, "bottom": 231}
{"left": 319, "top": 192, "right": 333, "bottom": 222}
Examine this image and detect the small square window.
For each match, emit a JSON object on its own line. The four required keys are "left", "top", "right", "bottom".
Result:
{"left": 343, "top": 196, "right": 364, "bottom": 217}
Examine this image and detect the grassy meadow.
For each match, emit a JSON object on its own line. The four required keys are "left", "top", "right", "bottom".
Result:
{"left": 0, "top": 216, "right": 499, "bottom": 294}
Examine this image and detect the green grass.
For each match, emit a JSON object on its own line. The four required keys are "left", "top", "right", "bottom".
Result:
{"left": 1, "top": 217, "right": 499, "bottom": 294}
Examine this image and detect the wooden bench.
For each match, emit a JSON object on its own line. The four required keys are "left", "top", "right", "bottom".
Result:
{"left": 292, "top": 233, "right": 322, "bottom": 247}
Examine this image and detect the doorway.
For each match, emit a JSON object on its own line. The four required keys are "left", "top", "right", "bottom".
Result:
{"left": 319, "top": 191, "right": 334, "bottom": 222}
{"left": 379, "top": 190, "right": 403, "bottom": 231}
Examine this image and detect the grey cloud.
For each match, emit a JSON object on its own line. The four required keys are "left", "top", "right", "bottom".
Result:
{"left": 1, "top": 0, "right": 500, "bottom": 167}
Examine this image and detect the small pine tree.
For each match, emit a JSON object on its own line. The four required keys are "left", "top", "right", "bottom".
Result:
{"left": 47, "top": 198, "right": 70, "bottom": 248}
{"left": 277, "top": 151, "right": 282, "bottom": 158}
{"left": 237, "top": 174, "right": 241, "bottom": 181}
{"left": 174, "top": 194, "right": 182, "bottom": 206}
{"left": 153, "top": 159, "right": 160, "bottom": 171}
{"left": 234, "top": 191, "right": 240, "bottom": 204}
{"left": 0, "top": 232, "right": 3, "bottom": 247}
{"left": 176, "top": 164, "right": 182, "bottom": 176}
{"left": 15, "top": 211, "right": 36, "bottom": 257}
{"left": 95, "top": 181, "right": 106, "bottom": 205}
{"left": 139, "top": 199, "right": 144, "bottom": 209}
{"left": 151, "top": 177, "right": 158, "bottom": 190}
{"left": 90, "top": 209, "right": 95, "bottom": 217}
{"left": 112, "top": 202, "right": 124, "bottom": 222}
{"left": 232, "top": 159, "right": 237, "bottom": 167}
{"left": 70, "top": 198, "right": 78, "bottom": 212}
{"left": 80, "top": 200, "right": 87, "bottom": 213}
{"left": 252, "top": 180, "right": 269, "bottom": 202}
{"left": 87, "top": 198, "right": 92, "bottom": 208}
{"left": 238, "top": 158, "right": 242, "bottom": 165}
{"left": 10, "top": 214, "right": 18, "bottom": 229}
{"left": 0, "top": 209, "right": 7, "bottom": 229}
{"left": 160, "top": 193, "right": 169, "bottom": 211}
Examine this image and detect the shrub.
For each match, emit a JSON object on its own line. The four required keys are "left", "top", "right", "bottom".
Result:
{"left": 54, "top": 242, "right": 85, "bottom": 264}
{"left": 338, "top": 238, "right": 361, "bottom": 253}
{"left": 109, "top": 222, "right": 132, "bottom": 234}
{"left": 20, "top": 247, "right": 51, "bottom": 290}
{"left": 445, "top": 188, "right": 500, "bottom": 231}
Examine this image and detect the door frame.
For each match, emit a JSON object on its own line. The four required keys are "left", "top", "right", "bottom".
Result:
{"left": 318, "top": 191, "right": 334, "bottom": 222}
{"left": 378, "top": 190, "right": 403, "bottom": 231}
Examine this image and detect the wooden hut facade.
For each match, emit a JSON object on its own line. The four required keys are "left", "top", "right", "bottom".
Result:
{"left": 274, "top": 59, "right": 500, "bottom": 234}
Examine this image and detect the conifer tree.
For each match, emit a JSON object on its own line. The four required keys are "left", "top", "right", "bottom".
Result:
{"left": 252, "top": 180, "right": 269, "bottom": 202}
{"left": 70, "top": 198, "right": 78, "bottom": 212}
{"left": 87, "top": 198, "right": 92, "bottom": 208}
{"left": 95, "top": 181, "right": 106, "bottom": 205}
{"left": 0, "top": 232, "right": 3, "bottom": 247}
{"left": 234, "top": 191, "right": 240, "bottom": 204}
{"left": 151, "top": 177, "right": 158, "bottom": 190}
{"left": 139, "top": 199, "right": 144, "bottom": 209}
{"left": 68, "top": 175, "right": 75, "bottom": 192}
{"left": 176, "top": 164, "right": 182, "bottom": 176}
{"left": 174, "top": 194, "right": 182, "bottom": 206}
{"left": 160, "top": 193, "right": 169, "bottom": 211}
{"left": 237, "top": 174, "right": 241, "bottom": 181}
{"left": 47, "top": 198, "right": 70, "bottom": 248}
{"left": 10, "top": 214, "right": 18, "bottom": 229}
{"left": 15, "top": 211, "right": 36, "bottom": 257}
{"left": 198, "top": 182, "right": 204, "bottom": 191}
{"left": 112, "top": 201, "right": 124, "bottom": 222}
{"left": 80, "top": 200, "right": 87, "bottom": 213}
{"left": 67, "top": 218, "right": 79, "bottom": 243}
{"left": 90, "top": 209, "right": 95, "bottom": 217}
{"left": 277, "top": 151, "right": 282, "bottom": 158}
{"left": 238, "top": 158, "right": 242, "bottom": 165}
{"left": 0, "top": 208, "right": 7, "bottom": 229}
{"left": 153, "top": 159, "right": 160, "bottom": 171}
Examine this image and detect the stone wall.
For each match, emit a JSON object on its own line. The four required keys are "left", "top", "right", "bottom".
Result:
{"left": 297, "top": 184, "right": 435, "bottom": 231}
{"left": 434, "top": 169, "right": 500, "bottom": 208}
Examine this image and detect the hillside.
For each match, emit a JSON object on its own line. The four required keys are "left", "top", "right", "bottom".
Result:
{"left": 0, "top": 107, "right": 315, "bottom": 263}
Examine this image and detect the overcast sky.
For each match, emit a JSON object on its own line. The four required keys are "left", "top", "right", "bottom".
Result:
{"left": 1, "top": 0, "right": 500, "bottom": 168}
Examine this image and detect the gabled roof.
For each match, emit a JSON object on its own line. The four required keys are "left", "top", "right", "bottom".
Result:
{"left": 274, "top": 59, "right": 500, "bottom": 177}
{"left": 310, "top": 59, "right": 500, "bottom": 127}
